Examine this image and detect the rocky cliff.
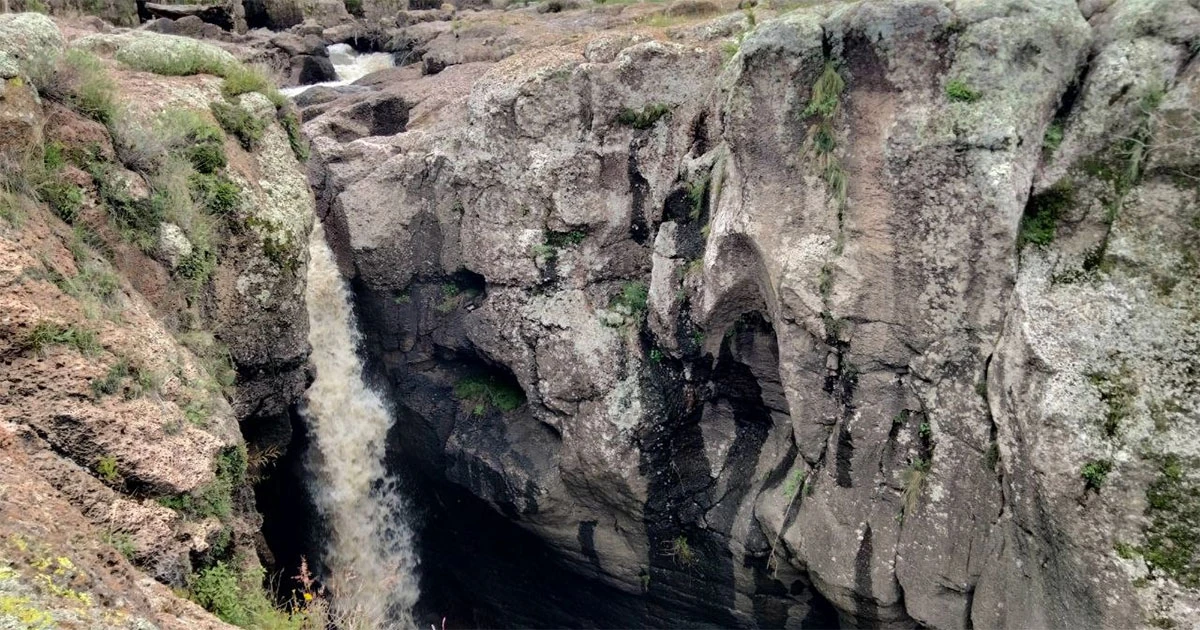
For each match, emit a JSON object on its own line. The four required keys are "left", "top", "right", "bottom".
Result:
{"left": 303, "top": 0, "right": 1200, "bottom": 627}
{"left": 0, "top": 14, "right": 313, "bottom": 628}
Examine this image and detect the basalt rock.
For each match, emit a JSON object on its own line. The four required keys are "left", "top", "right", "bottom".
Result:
{"left": 306, "top": 0, "right": 1200, "bottom": 627}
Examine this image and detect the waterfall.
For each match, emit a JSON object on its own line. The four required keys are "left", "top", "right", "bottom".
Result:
{"left": 303, "top": 223, "right": 419, "bottom": 628}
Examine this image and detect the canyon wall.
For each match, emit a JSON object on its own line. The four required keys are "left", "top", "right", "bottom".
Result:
{"left": 305, "top": 0, "right": 1200, "bottom": 627}
{"left": 0, "top": 16, "right": 313, "bottom": 627}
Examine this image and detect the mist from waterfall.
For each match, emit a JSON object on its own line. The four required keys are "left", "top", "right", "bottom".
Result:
{"left": 302, "top": 223, "right": 419, "bottom": 628}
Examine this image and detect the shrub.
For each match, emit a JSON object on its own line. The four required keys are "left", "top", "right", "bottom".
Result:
{"left": 1081, "top": 459, "right": 1113, "bottom": 490}
{"left": 91, "top": 163, "right": 166, "bottom": 251}
{"left": 210, "top": 101, "right": 265, "bottom": 152}
{"left": 102, "top": 530, "right": 136, "bottom": 560}
{"left": 26, "top": 321, "right": 102, "bottom": 356}
{"left": 177, "top": 331, "right": 237, "bottom": 393}
{"left": 176, "top": 248, "right": 218, "bottom": 293}
{"left": 159, "top": 446, "right": 245, "bottom": 520}
{"left": 945, "top": 78, "right": 981, "bottom": 103}
{"left": 38, "top": 181, "right": 84, "bottom": 223}
{"left": 188, "top": 562, "right": 298, "bottom": 628}
{"left": 189, "top": 173, "right": 241, "bottom": 225}
{"left": 616, "top": 103, "right": 671, "bottom": 130}
{"left": 544, "top": 228, "right": 587, "bottom": 247}
{"left": 1143, "top": 455, "right": 1200, "bottom": 586}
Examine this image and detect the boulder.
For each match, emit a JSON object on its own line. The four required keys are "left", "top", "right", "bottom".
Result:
{"left": 145, "top": 2, "right": 240, "bottom": 31}
{"left": 0, "top": 12, "right": 64, "bottom": 81}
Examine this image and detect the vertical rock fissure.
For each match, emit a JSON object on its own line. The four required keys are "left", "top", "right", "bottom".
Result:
{"left": 303, "top": 223, "right": 420, "bottom": 628}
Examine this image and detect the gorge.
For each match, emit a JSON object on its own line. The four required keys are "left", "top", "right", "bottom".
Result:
{"left": 0, "top": 0, "right": 1198, "bottom": 628}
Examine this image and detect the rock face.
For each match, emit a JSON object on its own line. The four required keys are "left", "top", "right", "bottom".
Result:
{"left": 0, "top": 15, "right": 313, "bottom": 628}
{"left": 305, "top": 0, "right": 1200, "bottom": 627}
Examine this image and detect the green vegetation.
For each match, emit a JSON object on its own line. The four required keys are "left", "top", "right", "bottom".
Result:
{"left": 1086, "top": 367, "right": 1136, "bottom": 438}
{"left": 37, "top": 181, "right": 84, "bottom": 223}
{"left": 91, "top": 357, "right": 160, "bottom": 400}
{"left": 545, "top": 228, "right": 588, "bottom": 247}
{"left": 221, "top": 64, "right": 286, "bottom": 109}
{"left": 96, "top": 455, "right": 120, "bottom": 483}
{"left": 454, "top": 375, "right": 526, "bottom": 415}
{"left": 945, "top": 78, "right": 981, "bottom": 103}
{"left": 668, "top": 535, "right": 696, "bottom": 567}
{"left": 90, "top": 162, "right": 166, "bottom": 252}
{"left": 918, "top": 421, "right": 932, "bottom": 441}
{"left": 616, "top": 103, "right": 672, "bottom": 130}
{"left": 177, "top": 331, "right": 237, "bottom": 393}
{"left": 189, "top": 173, "right": 241, "bottom": 217}
{"left": 783, "top": 468, "right": 806, "bottom": 498}
{"left": 26, "top": 321, "right": 102, "bottom": 356}
{"left": 802, "top": 62, "right": 848, "bottom": 211}
{"left": 803, "top": 62, "right": 846, "bottom": 119}
{"left": 210, "top": 101, "right": 265, "bottom": 152}
{"left": 188, "top": 562, "right": 301, "bottom": 629}
{"left": 1142, "top": 455, "right": 1200, "bottom": 586}
{"left": 43, "top": 50, "right": 119, "bottom": 125}
{"left": 279, "top": 110, "right": 309, "bottom": 163}
{"left": 102, "top": 530, "right": 136, "bottom": 560}
{"left": 1019, "top": 180, "right": 1073, "bottom": 250}
{"left": 1081, "top": 459, "right": 1112, "bottom": 491}
{"left": 159, "top": 445, "right": 246, "bottom": 520}
{"left": 649, "top": 347, "right": 664, "bottom": 363}
{"left": 611, "top": 281, "right": 649, "bottom": 317}
{"left": 1043, "top": 122, "right": 1064, "bottom": 154}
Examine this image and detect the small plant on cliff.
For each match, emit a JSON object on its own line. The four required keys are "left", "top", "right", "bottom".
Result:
{"left": 37, "top": 180, "right": 84, "bottom": 224}
{"left": 27, "top": 321, "right": 102, "bottom": 357}
{"left": 40, "top": 50, "right": 119, "bottom": 125}
{"left": 1081, "top": 459, "right": 1113, "bottom": 491}
{"left": 667, "top": 536, "right": 697, "bottom": 567}
{"left": 1043, "top": 122, "right": 1065, "bottom": 155}
{"left": 96, "top": 455, "right": 120, "bottom": 483}
{"left": 221, "top": 64, "right": 286, "bottom": 109}
{"left": 454, "top": 375, "right": 526, "bottom": 414}
{"left": 801, "top": 62, "right": 849, "bottom": 211}
{"left": 783, "top": 468, "right": 806, "bottom": 498}
{"left": 1018, "top": 180, "right": 1074, "bottom": 250}
{"left": 211, "top": 101, "right": 265, "bottom": 153}
{"left": 611, "top": 281, "right": 649, "bottom": 317}
{"left": 616, "top": 103, "right": 672, "bottom": 130}
{"left": 945, "top": 78, "right": 981, "bottom": 103}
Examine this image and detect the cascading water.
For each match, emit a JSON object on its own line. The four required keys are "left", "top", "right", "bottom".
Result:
{"left": 281, "top": 43, "right": 396, "bottom": 97}
{"left": 303, "top": 223, "right": 419, "bottom": 628}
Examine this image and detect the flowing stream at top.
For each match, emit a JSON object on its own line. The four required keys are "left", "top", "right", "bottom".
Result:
{"left": 303, "top": 224, "right": 419, "bottom": 628}
{"left": 281, "top": 43, "right": 396, "bottom": 97}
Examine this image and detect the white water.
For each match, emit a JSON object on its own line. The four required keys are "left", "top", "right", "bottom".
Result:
{"left": 281, "top": 43, "right": 396, "bottom": 97}
{"left": 303, "top": 224, "right": 419, "bottom": 628}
